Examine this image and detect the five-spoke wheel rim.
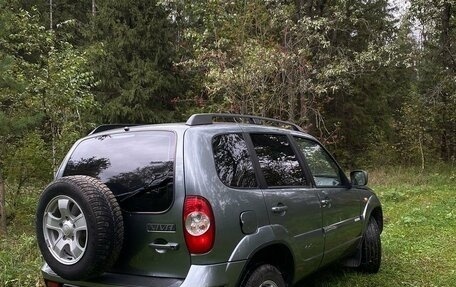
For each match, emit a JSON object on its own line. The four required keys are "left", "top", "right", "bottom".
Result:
{"left": 42, "top": 195, "right": 88, "bottom": 265}
{"left": 259, "top": 280, "right": 279, "bottom": 287}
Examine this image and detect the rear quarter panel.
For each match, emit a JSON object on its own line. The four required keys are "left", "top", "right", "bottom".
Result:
{"left": 183, "top": 126, "right": 271, "bottom": 265}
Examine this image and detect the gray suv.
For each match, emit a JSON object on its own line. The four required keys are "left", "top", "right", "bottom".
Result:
{"left": 36, "top": 113, "right": 383, "bottom": 287}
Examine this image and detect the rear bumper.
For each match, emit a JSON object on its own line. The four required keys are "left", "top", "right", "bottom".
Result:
{"left": 42, "top": 260, "right": 246, "bottom": 287}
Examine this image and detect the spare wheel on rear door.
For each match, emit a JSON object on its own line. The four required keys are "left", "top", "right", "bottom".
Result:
{"left": 36, "top": 175, "right": 124, "bottom": 280}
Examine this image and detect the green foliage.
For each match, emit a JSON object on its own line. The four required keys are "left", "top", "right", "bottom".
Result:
{"left": 0, "top": 4, "right": 98, "bottom": 165}
{"left": 404, "top": 0, "right": 456, "bottom": 163}
{"left": 3, "top": 132, "right": 51, "bottom": 215}
{"left": 169, "top": 0, "right": 404, "bottom": 168}
{"left": 0, "top": 3, "right": 98, "bottom": 232}
{"left": 0, "top": 5, "right": 49, "bottom": 205}
{"left": 395, "top": 90, "right": 434, "bottom": 167}
{"left": 3, "top": 0, "right": 453, "bottom": 166}
{"left": 4, "top": 132, "right": 51, "bottom": 185}
{"left": 0, "top": 188, "right": 43, "bottom": 287}
{"left": 29, "top": 40, "right": 99, "bottom": 166}
{"left": 88, "top": 0, "right": 184, "bottom": 123}
{"left": 5, "top": 0, "right": 453, "bottom": 170}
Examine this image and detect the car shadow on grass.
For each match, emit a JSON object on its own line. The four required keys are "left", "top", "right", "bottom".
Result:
{"left": 293, "top": 264, "right": 359, "bottom": 287}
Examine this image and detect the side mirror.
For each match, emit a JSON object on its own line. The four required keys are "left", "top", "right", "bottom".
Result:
{"left": 350, "top": 170, "right": 368, "bottom": 186}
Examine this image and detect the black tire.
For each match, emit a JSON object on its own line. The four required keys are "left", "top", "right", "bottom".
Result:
{"left": 36, "top": 175, "right": 124, "bottom": 280}
{"left": 242, "top": 264, "right": 286, "bottom": 287}
{"left": 359, "top": 217, "right": 381, "bottom": 273}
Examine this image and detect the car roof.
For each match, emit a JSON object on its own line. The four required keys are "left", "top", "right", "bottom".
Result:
{"left": 86, "top": 114, "right": 318, "bottom": 141}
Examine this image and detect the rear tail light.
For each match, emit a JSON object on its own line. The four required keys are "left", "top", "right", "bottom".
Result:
{"left": 183, "top": 196, "right": 215, "bottom": 254}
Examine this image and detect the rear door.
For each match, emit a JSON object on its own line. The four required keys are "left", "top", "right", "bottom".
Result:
{"left": 61, "top": 130, "right": 190, "bottom": 278}
{"left": 248, "top": 133, "right": 324, "bottom": 277}
{"left": 293, "top": 137, "right": 363, "bottom": 266}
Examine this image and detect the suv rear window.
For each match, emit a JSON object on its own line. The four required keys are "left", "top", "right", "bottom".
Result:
{"left": 63, "top": 131, "right": 176, "bottom": 212}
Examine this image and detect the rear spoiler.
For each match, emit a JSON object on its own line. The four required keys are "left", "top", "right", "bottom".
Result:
{"left": 88, "top": 124, "right": 139, "bottom": 135}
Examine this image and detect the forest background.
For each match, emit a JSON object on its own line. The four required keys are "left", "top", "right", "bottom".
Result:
{"left": 0, "top": 0, "right": 455, "bottom": 276}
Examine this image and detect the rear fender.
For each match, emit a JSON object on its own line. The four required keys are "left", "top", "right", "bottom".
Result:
{"left": 228, "top": 225, "right": 292, "bottom": 262}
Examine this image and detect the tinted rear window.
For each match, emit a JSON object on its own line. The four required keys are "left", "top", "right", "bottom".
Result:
{"left": 63, "top": 131, "right": 176, "bottom": 212}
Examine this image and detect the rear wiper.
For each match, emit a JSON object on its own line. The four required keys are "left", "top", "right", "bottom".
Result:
{"left": 115, "top": 176, "right": 173, "bottom": 202}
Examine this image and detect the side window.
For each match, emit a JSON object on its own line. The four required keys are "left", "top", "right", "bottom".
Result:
{"left": 250, "top": 134, "right": 306, "bottom": 187}
{"left": 294, "top": 137, "right": 342, "bottom": 187}
{"left": 212, "top": 134, "right": 257, "bottom": 188}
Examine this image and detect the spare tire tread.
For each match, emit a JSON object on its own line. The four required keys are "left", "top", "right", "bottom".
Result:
{"left": 76, "top": 176, "right": 124, "bottom": 275}
{"left": 73, "top": 176, "right": 122, "bottom": 274}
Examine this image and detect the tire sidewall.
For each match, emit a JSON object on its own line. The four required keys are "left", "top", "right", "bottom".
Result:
{"left": 242, "top": 264, "right": 286, "bottom": 287}
{"left": 36, "top": 178, "right": 115, "bottom": 280}
{"left": 360, "top": 218, "right": 381, "bottom": 273}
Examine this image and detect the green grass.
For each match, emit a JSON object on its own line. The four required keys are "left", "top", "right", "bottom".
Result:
{"left": 296, "top": 165, "right": 456, "bottom": 287}
{"left": 1, "top": 166, "right": 455, "bottom": 287}
{"left": 0, "top": 188, "right": 43, "bottom": 287}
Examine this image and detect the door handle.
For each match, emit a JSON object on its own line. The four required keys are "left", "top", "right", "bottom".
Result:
{"left": 149, "top": 241, "right": 179, "bottom": 253}
{"left": 271, "top": 205, "right": 288, "bottom": 214}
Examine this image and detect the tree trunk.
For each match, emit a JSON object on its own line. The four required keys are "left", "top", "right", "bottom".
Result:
{"left": 439, "top": 1, "right": 453, "bottom": 161}
{"left": 419, "top": 132, "right": 425, "bottom": 170}
{"left": 52, "top": 122, "right": 57, "bottom": 176}
{"left": 440, "top": 1, "right": 451, "bottom": 70}
{"left": 0, "top": 171, "right": 7, "bottom": 237}
{"left": 92, "top": 0, "right": 96, "bottom": 17}
{"left": 49, "top": 0, "right": 53, "bottom": 30}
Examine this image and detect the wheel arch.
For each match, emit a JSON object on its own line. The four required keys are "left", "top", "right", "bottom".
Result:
{"left": 369, "top": 206, "right": 383, "bottom": 233}
{"left": 362, "top": 194, "right": 383, "bottom": 233}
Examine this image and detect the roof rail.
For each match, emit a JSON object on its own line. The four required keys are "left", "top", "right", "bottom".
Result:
{"left": 186, "top": 113, "right": 304, "bottom": 132}
{"left": 88, "top": 124, "right": 139, "bottom": 135}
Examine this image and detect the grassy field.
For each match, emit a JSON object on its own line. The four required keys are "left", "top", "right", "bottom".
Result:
{"left": 297, "top": 165, "right": 456, "bottom": 287}
{"left": 0, "top": 165, "right": 455, "bottom": 287}
{"left": 0, "top": 188, "right": 43, "bottom": 287}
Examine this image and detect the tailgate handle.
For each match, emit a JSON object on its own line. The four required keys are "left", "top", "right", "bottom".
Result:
{"left": 149, "top": 241, "right": 179, "bottom": 253}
